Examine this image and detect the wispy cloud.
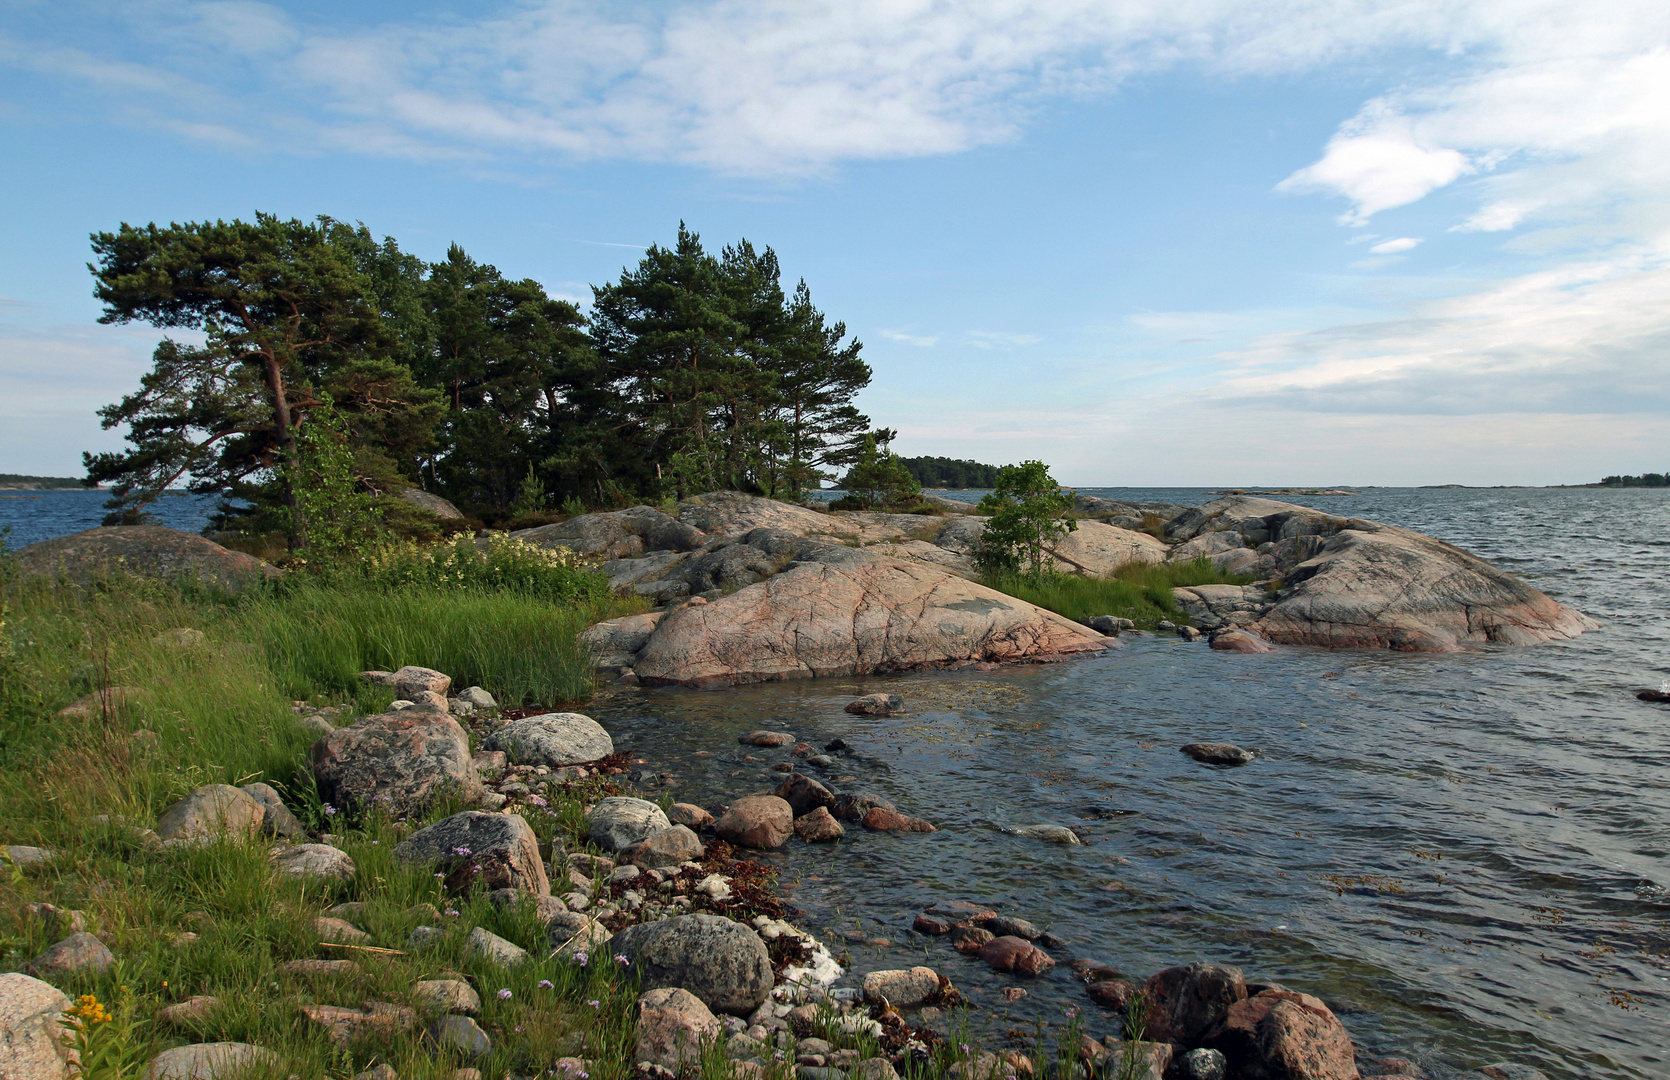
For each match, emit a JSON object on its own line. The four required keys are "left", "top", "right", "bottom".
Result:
{"left": 1367, "top": 237, "right": 1421, "bottom": 254}
{"left": 879, "top": 329, "right": 939, "bottom": 348}
{"left": 965, "top": 330, "right": 1042, "bottom": 349}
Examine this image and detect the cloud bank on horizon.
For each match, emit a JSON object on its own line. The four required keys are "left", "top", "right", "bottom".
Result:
{"left": 2, "top": 0, "right": 1668, "bottom": 484}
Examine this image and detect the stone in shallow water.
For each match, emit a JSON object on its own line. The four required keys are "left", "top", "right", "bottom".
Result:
{"left": 1180, "top": 743, "right": 1256, "bottom": 766}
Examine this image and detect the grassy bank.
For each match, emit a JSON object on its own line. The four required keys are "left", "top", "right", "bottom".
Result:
{"left": 981, "top": 557, "right": 1251, "bottom": 628}
{"left": 0, "top": 538, "right": 659, "bottom": 1078}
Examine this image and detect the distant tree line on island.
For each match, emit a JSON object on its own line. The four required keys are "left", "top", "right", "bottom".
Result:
{"left": 896, "top": 455, "right": 1002, "bottom": 488}
{"left": 83, "top": 214, "right": 876, "bottom": 543}
{"left": 1599, "top": 473, "right": 1668, "bottom": 487}
{"left": 0, "top": 474, "right": 85, "bottom": 489}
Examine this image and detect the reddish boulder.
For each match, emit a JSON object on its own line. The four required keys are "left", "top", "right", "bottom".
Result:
{"left": 862, "top": 807, "right": 936, "bottom": 833}
{"left": 1207, "top": 990, "right": 1359, "bottom": 1080}
{"left": 1209, "top": 629, "right": 1272, "bottom": 654}
{"left": 792, "top": 806, "right": 844, "bottom": 842}
{"left": 913, "top": 914, "right": 951, "bottom": 935}
{"left": 1087, "top": 978, "right": 1138, "bottom": 1010}
{"left": 714, "top": 796, "right": 793, "bottom": 849}
{"left": 1143, "top": 962, "right": 1247, "bottom": 1045}
{"left": 977, "top": 936, "right": 1054, "bottom": 975}
{"left": 738, "top": 730, "right": 795, "bottom": 747}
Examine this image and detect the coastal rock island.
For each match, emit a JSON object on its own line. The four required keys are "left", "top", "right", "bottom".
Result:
{"left": 554, "top": 491, "right": 1596, "bottom": 682}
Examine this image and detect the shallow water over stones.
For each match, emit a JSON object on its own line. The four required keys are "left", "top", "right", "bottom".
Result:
{"left": 591, "top": 487, "right": 1670, "bottom": 1080}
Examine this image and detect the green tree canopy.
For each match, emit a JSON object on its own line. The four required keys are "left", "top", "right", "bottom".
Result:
{"left": 976, "top": 460, "right": 1077, "bottom": 577}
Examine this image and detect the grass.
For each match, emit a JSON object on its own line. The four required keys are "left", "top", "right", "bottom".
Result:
{"left": 980, "top": 557, "right": 1252, "bottom": 629}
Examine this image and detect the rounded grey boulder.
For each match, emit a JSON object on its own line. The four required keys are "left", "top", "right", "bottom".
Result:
{"left": 484, "top": 713, "right": 614, "bottom": 766}
{"left": 608, "top": 913, "right": 774, "bottom": 1016}
{"left": 584, "top": 797, "right": 670, "bottom": 852}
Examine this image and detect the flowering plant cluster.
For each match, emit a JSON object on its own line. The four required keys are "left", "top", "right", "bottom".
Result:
{"left": 354, "top": 532, "right": 610, "bottom": 603}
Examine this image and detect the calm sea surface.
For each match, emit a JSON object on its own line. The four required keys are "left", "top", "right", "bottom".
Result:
{"left": 6, "top": 486, "right": 1667, "bottom": 1077}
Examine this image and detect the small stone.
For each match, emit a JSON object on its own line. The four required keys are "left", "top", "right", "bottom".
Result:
{"left": 142, "top": 1042, "right": 280, "bottom": 1080}
{"left": 20, "top": 903, "right": 88, "bottom": 937}
{"left": 636, "top": 987, "right": 721, "bottom": 1069}
{"left": 412, "top": 980, "right": 482, "bottom": 1017}
{"left": 409, "top": 926, "right": 445, "bottom": 949}
{"left": 1180, "top": 743, "right": 1256, "bottom": 767}
{"left": 167, "top": 932, "right": 198, "bottom": 949}
{"left": 1209, "top": 628, "right": 1271, "bottom": 653}
{"left": 984, "top": 915, "right": 1039, "bottom": 940}
{"left": 913, "top": 914, "right": 951, "bottom": 935}
{"left": 667, "top": 803, "right": 714, "bottom": 828}
{"left": 922, "top": 900, "right": 994, "bottom": 921}
{"left": 273, "top": 844, "right": 356, "bottom": 882}
{"left": 737, "top": 730, "right": 795, "bottom": 747}
{"left": 977, "top": 936, "right": 1053, "bottom": 975}
{"left": 860, "top": 967, "right": 941, "bottom": 1008}
{"left": 278, "top": 959, "right": 363, "bottom": 978}
{"left": 775, "top": 774, "right": 835, "bottom": 817}
{"left": 860, "top": 807, "right": 934, "bottom": 833}
{"left": 830, "top": 792, "right": 893, "bottom": 822}
{"left": 1, "top": 845, "right": 54, "bottom": 867}
{"left": 157, "top": 996, "right": 220, "bottom": 1026}
{"left": 1176, "top": 1047, "right": 1227, "bottom": 1080}
{"left": 354, "top": 1065, "right": 401, "bottom": 1080}
{"left": 299, "top": 1002, "right": 416, "bottom": 1046}
{"left": 951, "top": 926, "right": 994, "bottom": 954}
{"left": 586, "top": 797, "right": 673, "bottom": 852}
{"left": 1087, "top": 979, "right": 1138, "bottom": 1010}
{"left": 843, "top": 693, "right": 902, "bottom": 716}
{"left": 793, "top": 806, "right": 844, "bottom": 842}
{"left": 463, "top": 926, "right": 528, "bottom": 966}
{"left": 430, "top": 1015, "right": 492, "bottom": 1059}
{"left": 392, "top": 665, "right": 451, "bottom": 700}
{"left": 1007, "top": 824, "right": 1079, "bottom": 844}
{"left": 313, "top": 917, "right": 371, "bottom": 944}
{"left": 27, "top": 932, "right": 115, "bottom": 977}
{"left": 456, "top": 686, "right": 497, "bottom": 709}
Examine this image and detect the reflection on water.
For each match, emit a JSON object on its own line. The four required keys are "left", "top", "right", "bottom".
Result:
{"left": 590, "top": 488, "right": 1670, "bottom": 1080}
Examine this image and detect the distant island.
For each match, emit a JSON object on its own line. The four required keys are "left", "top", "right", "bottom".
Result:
{"left": 1599, "top": 472, "right": 1668, "bottom": 487}
{"left": 898, "top": 455, "right": 1002, "bottom": 488}
{"left": 0, "top": 474, "right": 88, "bottom": 490}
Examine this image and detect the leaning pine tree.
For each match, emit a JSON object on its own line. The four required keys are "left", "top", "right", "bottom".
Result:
{"left": 83, "top": 214, "right": 388, "bottom": 541}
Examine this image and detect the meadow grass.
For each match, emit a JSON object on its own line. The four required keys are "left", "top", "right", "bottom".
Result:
{"left": 980, "top": 556, "right": 1250, "bottom": 628}
{"left": 0, "top": 558, "right": 656, "bottom": 1079}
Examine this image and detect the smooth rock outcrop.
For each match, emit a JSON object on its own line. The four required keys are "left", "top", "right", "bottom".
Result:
{"left": 311, "top": 711, "right": 481, "bottom": 816}
{"left": 155, "top": 785, "right": 266, "bottom": 843}
{"left": 0, "top": 973, "right": 74, "bottom": 1080}
{"left": 1170, "top": 496, "right": 1596, "bottom": 652}
{"left": 394, "top": 811, "right": 550, "bottom": 895}
{"left": 396, "top": 487, "right": 465, "bottom": 520}
{"left": 143, "top": 1042, "right": 280, "bottom": 1080}
{"left": 635, "top": 987, "right": 721, "bottom": 1069}
{"left": 515, "top": 506, "right": 707, "bottom": 560}
{"left": 627, "top": 554, "right": 1107, "bottom": 688}
{"left": 585, "top": 798, "right": 672, "bottom": 853}
{"left": 12, "top": 526, "right": 279, "bottom": 591}
{"left": 483, "top": 713, "right": 613, "bottom": 766}
{"left": 608, "top": 914, "right": 774, "bottom": 1016}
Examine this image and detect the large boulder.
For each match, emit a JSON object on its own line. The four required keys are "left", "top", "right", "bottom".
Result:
{"left": 585, "top": 797, "right": 671, "bottom": 853}
{"left": 0, "top": 972, "right": 74, "bottom": 1080}
{"left": 1143, "top": 963, "right": 1247, "bottom": 1045}
{"left": 1206, "top": 990, "right": 1360, "bottom": 1080}
{"left": 483, "top": 713, "right": 613, "bottom": 766}
{"left": 1168, "top": 496, "right": 1596, "bottom": 652}
{"left": 608, "top": 914, "right": 775, "bottom": 1016}
{"left": 628, "top": 553, "right": 1108, "bottom": 687}
{"left": 155, "top": 785, "right": 266, "bottom": 843}
{"left": 310, "top": 711, "right": 482, "bottom": 816}
{"left": 714, "top": 796, "right": 793, "bottom": 850}
{"left": 394, "top": 487, "right": 464, "bottom": 521}
{"left": 514, "top": 506, "right": 707, "bottom": 560}
{"left": 394, "top": 811, "right": 550, "bottom": 895}
{"left": 1050, "top": 520, "right": 1167, "bottom": 574}
{"left": 12, "top": 526, "right": 279, "bottom": 591}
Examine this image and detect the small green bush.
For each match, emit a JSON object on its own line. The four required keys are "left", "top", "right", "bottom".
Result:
{"left": 981, "top": 557, "right": 1250, "bottom": 629}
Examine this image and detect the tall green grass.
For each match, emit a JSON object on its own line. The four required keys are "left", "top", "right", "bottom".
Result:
{"left": 249, "top": 584, "right": 614, "bottom": 708}
{"left": 981, "top": 556, "right": 1250, "bottom": 628}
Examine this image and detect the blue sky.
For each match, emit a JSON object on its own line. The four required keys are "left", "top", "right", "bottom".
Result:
{"left": 3, "top": 0, "right": 1668, "bottom": 486}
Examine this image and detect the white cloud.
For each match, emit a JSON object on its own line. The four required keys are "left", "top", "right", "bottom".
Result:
{"left": 879, "top": 329, "right": 939, "bottom": 348}
{"left": 965, "top": 330, "right": 1042, "bottom": 349}
{"left": 1368, "top": 237, "right": 1421, "bottom": 254}
{"left": 1278, "top": 107, "right": 1471, "bottom": 225}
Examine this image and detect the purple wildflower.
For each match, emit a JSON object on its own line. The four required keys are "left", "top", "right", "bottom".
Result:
{"left": 538, "top": 980, "right": 554, "bottom": 990}
{"left": 497, "top": 988, "right": 513, "bottom": 1000}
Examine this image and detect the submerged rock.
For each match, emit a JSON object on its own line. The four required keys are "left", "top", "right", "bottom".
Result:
{"left": 844, "top": 693, "right": 903, "bottom": 716}
{"left": 1182, "top": 743, "right": 1257, "bottom": 766}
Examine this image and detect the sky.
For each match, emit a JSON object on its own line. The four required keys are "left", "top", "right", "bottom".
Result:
{"left": 2, "top": 0, "right": 1668, "bottom": 487}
